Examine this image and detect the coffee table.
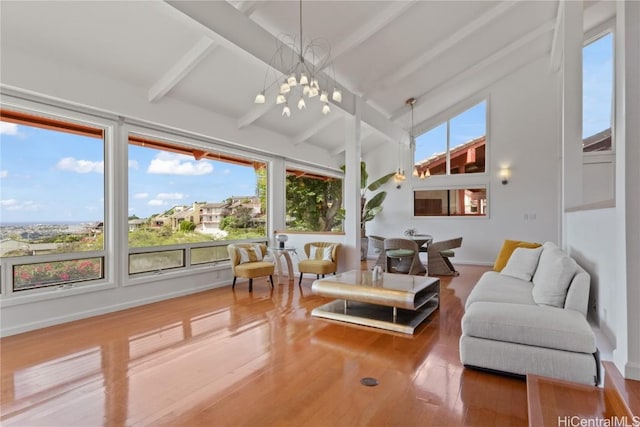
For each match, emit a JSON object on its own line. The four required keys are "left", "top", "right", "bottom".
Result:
{"left": 311, "top": 270, "right": 439, "bottom": 334}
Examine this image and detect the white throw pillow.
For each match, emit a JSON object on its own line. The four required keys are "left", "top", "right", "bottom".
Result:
{"left": 500, "top": 246, "right": 543, "bottom": 281}
{"left": 310, "top": 245, "right": 333, "bottom": 261}
{"left": 237, "top": 244, "right": 263, "bottom": 264}
{"left": 532, "top": 245, "right": 578, "bottom": 308}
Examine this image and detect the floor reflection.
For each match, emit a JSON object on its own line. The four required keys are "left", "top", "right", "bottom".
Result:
{"left": 1, "top": 266, "right": 529, "bottom": 426}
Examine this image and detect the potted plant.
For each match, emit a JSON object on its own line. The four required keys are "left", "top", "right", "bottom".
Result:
{"left": 354, "top": 162, "right": 395, "bottom": 259}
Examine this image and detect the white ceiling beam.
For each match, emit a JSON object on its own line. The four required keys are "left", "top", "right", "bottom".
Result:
{"left": 549, "top": 0, "right": 565, "bottom": 72}
{"left": 166, "top": 1, "right": 405, "bottom": 143}
{"left": 330, "top": 1, "right": 416, "bottom": 61}
{"left": 360, "top": 1, "right": 518, "bottom": 96}
{"left": 148, "top": 36, "right": 216, "bottom": 102}
{"left": 389, "top": 19, "right": 556, "bottom": 120}
{"left": 293, "top": 114, "right": 342, "bottom": 145}
{"left": 235, "top": 0, "right": 258, "bottom": 16}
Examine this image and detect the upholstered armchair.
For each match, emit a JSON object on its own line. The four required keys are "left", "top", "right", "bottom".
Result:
{"left": 298, "top": 242, "right": 341, "bottom": 286}
{"left": 227, "top": 243, "right": 274, "bottom": 292}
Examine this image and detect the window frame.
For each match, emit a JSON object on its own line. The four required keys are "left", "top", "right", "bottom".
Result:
{"left": 283, "top": 162, "right": 344, "bottom": 233}
{"left": 0, "top": 98, "right": 114, "bottom": 301}
{"left": 582, "top": 20, "right": 615, "bottom": 155}
{"left": 413, "top": 96, "right": 489, "bottom": 178}
{"left": 123, "top": 125, "right": 272, "bottom": 285}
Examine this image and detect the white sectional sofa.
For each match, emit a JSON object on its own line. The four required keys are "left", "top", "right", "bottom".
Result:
{"left": 460, "top": 241, "right": 600, "bottom": 385}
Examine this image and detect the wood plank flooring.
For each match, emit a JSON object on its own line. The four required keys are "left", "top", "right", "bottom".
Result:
{"left": 1, "top": 265, "right": 530, "bottom": 426}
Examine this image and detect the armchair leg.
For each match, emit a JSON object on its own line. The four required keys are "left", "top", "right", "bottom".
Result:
{"left": 299, "top": 272, "right": 303, "bottom": 286}
{"left": 232, "top": 276, "right": 237, "bottom": 289}
{"left": 249, "top": 278, "right": 253, "bottom": 292}
{"left": 269, "top": 275, "right": 274, "bottom": 288}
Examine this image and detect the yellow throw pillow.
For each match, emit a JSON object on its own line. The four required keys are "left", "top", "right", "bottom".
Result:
{"left": 493, "top": 239, "right": 541, "bottom": 271}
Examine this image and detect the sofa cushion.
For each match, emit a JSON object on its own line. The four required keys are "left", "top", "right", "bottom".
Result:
{"left": 500, "top": 246, "right": 543, "bottom": 281}
{"left": 493, "top": 239, "right": 542, "bottom": 271}
{"left": 465, "top": 271, "right": 535, "bottom": 309}
{"left": 532, "top": 243, "right": 578, "bottom": 308}
{"left": 462, "top": 302, "right": 596, "bottom": 353}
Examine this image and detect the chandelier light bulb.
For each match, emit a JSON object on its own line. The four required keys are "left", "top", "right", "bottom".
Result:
{"left": 332, "top": 89, "right": 342, "bottom": 103}
{"left": 309, "top": 86, "right": 319, "bottom": 98}
{"left": 287, "top": 75, "right": 298, "bottom": 87}
{"left": 419, "top": 171, "right": 425, "bottom": 179}
{"left": 276, "top": 94, "right": 286, "bottom": 105}
{"left": 320, "top": 91, "right": 329, "bottom": 102}
{"left": 298, "top": 97, "right": 306, "bottom": 110}
{"left": 254, "top": 92, "right": 266, "bottom": 104}
{"left": 425, "top": 168, "right": 431, "bottom": 177}
{"left": 413, "top": 168, "right": 419, "bottom": 177}
{"left": 322, "top": 103, "right": 331, "bottom": 115}
{"left": 299, "top": 73, "right": 309, "bottom": 85}
{"left": 280, "top": 81, "right": 291, "bottom": 94}
{"left": 282, "top": 104, "right": 291, "bottom": 117}
{"left": 302, "top": 85, "right": 311, "bottom": 97}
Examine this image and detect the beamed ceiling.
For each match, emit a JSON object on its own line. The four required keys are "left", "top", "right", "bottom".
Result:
{"left": 0, "top": 0, "right": 615, "bottom": 157}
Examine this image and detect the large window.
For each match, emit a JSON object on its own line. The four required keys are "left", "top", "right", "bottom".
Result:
{"left": 285, "top": 168, "right": 343, "bottom": 232}
{"left": 583, "top": 32, "right": 613, "bottom": 152}
{"left": 127, "top": 135, "right": 267, "bottom": 274}
{"left": 0, "top": 109, "right": 106, "bottom": 291}
{"left": 414, "top": 187, "right": 487, "bottom": 217}
{"left": 414, "top": 101, "right": 486, "bottom": 177}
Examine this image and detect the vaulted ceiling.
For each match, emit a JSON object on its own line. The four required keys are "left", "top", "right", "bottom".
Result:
{"left": 0, "top": 1, "right": 615, "bottom": 156}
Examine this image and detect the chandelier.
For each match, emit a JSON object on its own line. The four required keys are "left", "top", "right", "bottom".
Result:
{"left": 253, "top": 0, "right": 342, "bottom": 117}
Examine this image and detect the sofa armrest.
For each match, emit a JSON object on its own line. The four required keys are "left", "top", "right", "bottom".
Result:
{"left": 462, "top": 302, "right": 596, "bottom": 353}
{"left": 564, "top": 270, "right": 590, "bottom": 316}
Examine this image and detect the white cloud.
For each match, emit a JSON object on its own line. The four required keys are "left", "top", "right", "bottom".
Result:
{"left": 0, "top": 199, "right": 17, "bottom": 207}
{"left": 155, "top": 192, "right": 184, "bottom": 200}
{"left": 0, "top": 122, "right": 20, "bottom": 136}
{"left": 129, "top": 160, "right": 139, "bottom": 169}
{"left": 223, "top": 168, "right": 231, "bottom": 175}
{"left": 56, "top": 157, "right": 104, "bottom": 174}
{"left": 0, "top": 170, "right": 7, "bottom": 178}
{"left": 148, "top": 199, "right": 165, "bottom": 206}
{"left": 0, "top": 199, "right": 43, "bottom": 212}
{"left": 134, "top": 192, "right": 149, "bottom": 199}
{"left": 147, "top": 152, "right": 213, "bottom": 176}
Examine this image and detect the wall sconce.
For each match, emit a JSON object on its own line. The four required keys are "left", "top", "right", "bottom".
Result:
{"left": 499, "top": 167, "right": 511, "bottom": 185}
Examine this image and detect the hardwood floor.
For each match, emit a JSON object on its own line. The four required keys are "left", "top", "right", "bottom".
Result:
{"left": 0, "top": 265, "right": 530, "bottom": 426}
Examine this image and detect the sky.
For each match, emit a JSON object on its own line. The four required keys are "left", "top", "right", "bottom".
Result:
{"left": 0, "top": 124, "right": 259, "bottom": 223}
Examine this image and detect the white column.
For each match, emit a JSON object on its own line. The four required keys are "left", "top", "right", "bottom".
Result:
{"left": 268, "top": 157, "right": 286, "bottom": 246}
{"left": 561, "top": 0, "right": 584, "bottom": 213}
{"left": 343, "top": 98, "right": 363, "bottom": 271}
{"left": 616, "top": 0, "right": 640, "bottom": 380}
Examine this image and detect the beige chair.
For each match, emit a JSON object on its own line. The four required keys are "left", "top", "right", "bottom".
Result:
{"left": 384, "top": 238, "right": 426, "bottom": 276}
{"left": 298, "top": 242, "right": 341, "bottom": 285}
{"left": 427, "top": 237, "right": 463, "bottom": 276}
{"left": 227, "top": 243, "right": 274, "bottom": 292}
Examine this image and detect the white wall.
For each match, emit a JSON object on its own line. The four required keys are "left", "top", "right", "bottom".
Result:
{"left": 366, "top": 56, "right": 561, "bottom": 265}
